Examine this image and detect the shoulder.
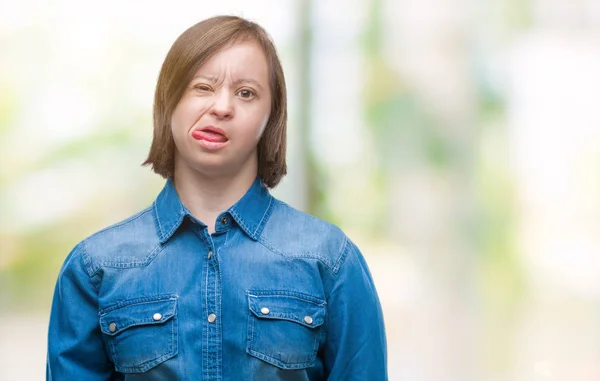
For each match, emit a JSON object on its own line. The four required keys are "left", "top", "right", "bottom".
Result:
{"left": 74, "top": 206, "right": 161, "bottom": 274}
{"left": 259, "top": 198, "right": 352, "bottom": 275}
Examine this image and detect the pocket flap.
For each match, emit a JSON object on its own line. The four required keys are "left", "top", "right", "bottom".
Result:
{"left": 99, "top": 295, "right": 177, "bottom": 336}
{"left": 247, "top": 291, "right": 326, "bottom": 329}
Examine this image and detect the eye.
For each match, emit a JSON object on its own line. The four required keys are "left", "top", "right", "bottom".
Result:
{"left": 237, "top": 89, "right": 256, "bottom": 100}
{"left": 194, "top": 84, "right": 212, "bottom": 92}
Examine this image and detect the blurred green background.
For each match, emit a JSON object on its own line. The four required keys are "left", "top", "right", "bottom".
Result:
{"left": 2, "top": 0, "right": 600, "bottom": 379}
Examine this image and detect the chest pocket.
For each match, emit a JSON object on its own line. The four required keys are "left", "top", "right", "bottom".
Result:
{"left": 246, "top": 291, "right": 326, "bottom": 370}
{"left": 99, "top": 295, "right": 178, "bottom": 373}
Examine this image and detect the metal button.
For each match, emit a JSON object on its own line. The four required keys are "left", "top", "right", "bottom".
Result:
{"left": 153, "top": 313, "right": 162, "bottom": 321}
{"left": 260, "top": 307, "right": 270, "bottom": 315}
{"left": 304, "top": 316, "right": 313, "bottom": 325}
{"left": 220, "top": 216, "right": 228, "bottom": 225}
{"left": 208, "top": 313, "right": 217, "bottom": 323}
{"left": 109, "top": 322, "right": 117, "bottom": 332}
{"left": 208, "top": 250, "right": 213, "bottom": 259}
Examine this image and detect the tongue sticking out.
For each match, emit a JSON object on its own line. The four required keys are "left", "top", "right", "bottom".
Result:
{"left": 192, "top": 130, "right": 228, "bottom": 143}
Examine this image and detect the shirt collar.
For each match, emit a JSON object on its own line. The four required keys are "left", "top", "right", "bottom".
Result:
{"left": 153, "top": 177, "right": 273, "bottom": 244}
{"left": 228, "top": 177, "right": 274, "bottom": 240}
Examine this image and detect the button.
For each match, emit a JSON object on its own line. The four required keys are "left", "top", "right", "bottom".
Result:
{"left": 208, "top": 313, "right": 217, "bottom": 323}
{"left": 220, "top": 216, "right": 228, "bottom": 225}
{"left": 304, "top": 316, "right": 313, "bottom": 325}
{"left": 208, "top": 250, "right": 213, "bottom": 259}
{"left": 109, "top": 322, "right": 117, "bottom": 332}
{"left": 260, "top": 307, "right": 270, "bottom": 315}
{"left": 153, "top": 313, "right": 162, "bottom": 321}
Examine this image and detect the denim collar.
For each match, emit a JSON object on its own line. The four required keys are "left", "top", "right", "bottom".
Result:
{"left": 153, "top": 177, "right": 273, "bottom": 243}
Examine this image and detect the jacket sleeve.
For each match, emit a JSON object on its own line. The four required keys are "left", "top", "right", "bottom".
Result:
{"left": 322, "top": 238, "right": 388, "bottom": 380}
{"left": 46, "top": 242, "right": 116, "bottom": 380}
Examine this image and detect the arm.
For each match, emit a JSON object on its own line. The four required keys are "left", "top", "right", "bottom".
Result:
{"left": 46, "top": 242, "right": 116, "bottom": 380}
{"left": 323, "top": 238, "right": 388, "bottom": 380}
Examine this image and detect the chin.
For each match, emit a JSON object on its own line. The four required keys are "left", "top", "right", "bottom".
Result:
{"left": 191, "top": 158, "right": 231, "bottom": 174}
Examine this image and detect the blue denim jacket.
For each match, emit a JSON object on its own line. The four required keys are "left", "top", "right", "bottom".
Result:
{"left": 47, "top": 178, "right": 387, "bottom": 380}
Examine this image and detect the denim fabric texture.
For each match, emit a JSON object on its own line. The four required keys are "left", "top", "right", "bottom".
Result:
{"left": 47, "top": 177, "right": 387, "bottom": 380}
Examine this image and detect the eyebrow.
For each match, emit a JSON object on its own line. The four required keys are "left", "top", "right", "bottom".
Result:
{"left": 192, "top": 75, "right": 264, "bottom": 90}
{"left": 233, "top": 78, "right": 264, "bottom": 90}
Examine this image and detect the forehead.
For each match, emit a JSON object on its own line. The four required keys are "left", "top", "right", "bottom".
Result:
{"left": 193, "top": 40, "right": 269, "bottom": 80}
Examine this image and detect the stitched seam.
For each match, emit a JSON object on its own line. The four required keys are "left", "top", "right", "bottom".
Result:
{"left": 248, "top": 313, "right": 324, "bottom": 327}
{"left": 204, "top": 240, "right": 209, "bottom": 381}
{"left": 96, "top": 239, "right": 170, "bottom": 269}
{"left": 256, "top": 236, "right": 285, "bottom": 256}
{"left": 249, "top": 307, "right": 255, "bottom": 351}
{"left": 332, "top": 236, "right": 350, "bottom": 276}
{"left": 92, "top": 207, "right": 152, "bottom": 238}
{"left": 152, "top": 201, "right": 165, "bottom": 241}
{"left": 114, "top": 341, "right": 176, "bottom": 372}
{"left": 116, "top": 352, "right": 175, "bottom": 373}
{"left": 247, "top": 290, "right": 327, "bottom": 306}
{"left": 197, "top": 230, "right": 212, "bottom": 254}
{"left": 214, "top": 246, "right": 221, "bottom": 379}
{"left": 83, "top": 207, "right": 164, "bottom": 275}
{"left": 257, "top": 236, "right": 335, "bottom": 272}
{"left": 246, "top": 291, "right": 255, "bottom": 353}
{"left": 171, "top": 314, "right": 176, "bottom": 364}
{"left": 89, "top": 272, "right": 102, "bottom": 289}
{"left": 252, "top": 196, "right": 273, "bottom": 238}
{"left": 247, "top": 349, "right": 316, "bottom": 369}
{"left": 99, "top": 294, "right": 178, "bottom": 315}
{"left": 230, "top": 208, "right": 253, "bottom": 239}
{"left": 222, "top": 229, "right": 231, "bottom": 248}
{"left": 162, "top": 213, "right": 184, "bottom": 243}
{"left": 80, "top": 242, "right": 102, "bottom": 289}
{"left": 110, "top": 340, "right": 119, "bottom": 369}
{"left": 79, "top": 240, "right": 96, "bottom": 278}
{"left": 100, "top": 314, "right": 175, "bottom": 335}
{"left": 142, "top": 243, "right": 167, "bottom": 266}
{"left": 258, "top": 235, "right": 331, "bottom": 262}
{"left": 218, "top": 247, "right": 223, "bottom": 378}
{"left": 246, "top": 289, "right": 320, "bottom": 369}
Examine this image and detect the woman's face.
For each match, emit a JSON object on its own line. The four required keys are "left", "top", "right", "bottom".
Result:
{"left": 171, "top": 40, "right": 272, "bottom": 178}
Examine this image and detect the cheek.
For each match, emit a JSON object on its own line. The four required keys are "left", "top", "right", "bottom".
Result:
{"left": 172, "top": 97, "right": 211, "bottom": 132}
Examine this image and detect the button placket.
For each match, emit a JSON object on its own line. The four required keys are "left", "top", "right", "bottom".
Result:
{"left": 202, "top": 231, "right": 222, "bottom": 379}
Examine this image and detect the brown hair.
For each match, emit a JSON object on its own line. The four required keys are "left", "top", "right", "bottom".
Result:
{"left": 142, "top": 16, "right": 287, "bottom": 188}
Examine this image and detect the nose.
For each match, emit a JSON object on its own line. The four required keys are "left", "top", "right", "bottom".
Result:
{"left": 210, "top": 90, "right": 233, "bottom": 120}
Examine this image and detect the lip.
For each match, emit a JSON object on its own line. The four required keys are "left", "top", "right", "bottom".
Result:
{"left": 191, "top": 125, "right": 229, "bottom": 151}
{"left": 198, "top": 125, "right": 228, "bottom": 137}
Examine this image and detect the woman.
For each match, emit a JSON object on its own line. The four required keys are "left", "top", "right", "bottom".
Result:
{"left": 47, "top": 15, "right": 387, "bottom": 381}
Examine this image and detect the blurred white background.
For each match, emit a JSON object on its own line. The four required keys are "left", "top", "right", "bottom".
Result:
{"left": 1, "top": 0, "right": 600, "bottom": 380}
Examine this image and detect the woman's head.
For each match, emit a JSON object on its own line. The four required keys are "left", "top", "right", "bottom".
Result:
{"left": 143, "top": 16, "right": 287, "bottom": 188}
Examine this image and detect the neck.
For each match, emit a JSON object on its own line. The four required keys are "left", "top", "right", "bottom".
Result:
{"left": 173, "top": 158, "right": 258, "bottom": 234}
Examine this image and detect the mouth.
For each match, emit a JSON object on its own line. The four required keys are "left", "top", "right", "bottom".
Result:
{"left": 192, "top": 126, "right": 229, "bottom": 143}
